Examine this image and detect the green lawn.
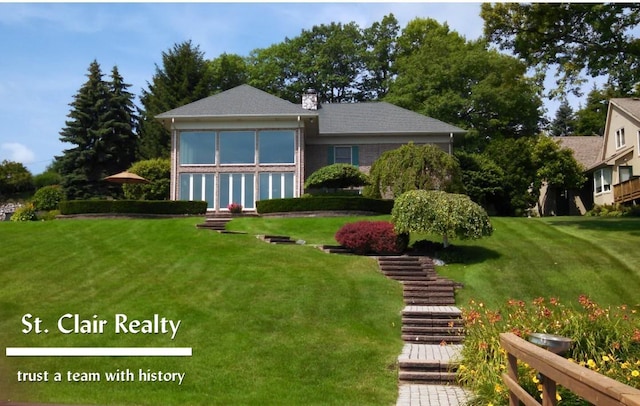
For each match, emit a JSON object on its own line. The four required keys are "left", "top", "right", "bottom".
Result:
{"left": 2, "top": 215, "right": 640, "bottom": 405}
{"left": 0, "top": 218, "right": 402, "bottom": 405}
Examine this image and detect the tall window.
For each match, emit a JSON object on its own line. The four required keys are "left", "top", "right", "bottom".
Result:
{"left": 615, "top": 128, "right": 626, "bottom": 149}
{"left": 259, "top": 130, "right": 295, "bottom": 163}
{"left": 179, "top": 173, "right": 215, "bottom": 209}
{"left": 219, "top": 173, "right": 255, "bottom": 209}
{"left": 219, "top": 131, "right": 255, "bottom": 164}
{"left": 594, "top": 168, "right": 612, "bottom": 194}
{"left": 179, "top": 132, "right": 215, "bottom": 165}
{"left": 620, "top": 166, "right": 633, "bottom": 183}
{"left": 259, "top": 173, "right": 294, "bottom": 200}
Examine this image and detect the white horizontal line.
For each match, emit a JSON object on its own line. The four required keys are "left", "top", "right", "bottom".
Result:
{"left": 6, "top": 347, "right": 192, "bottom": 357}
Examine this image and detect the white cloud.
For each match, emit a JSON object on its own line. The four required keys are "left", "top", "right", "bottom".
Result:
{"left": 1, "top": 143, "right": 36, "bottom": 164}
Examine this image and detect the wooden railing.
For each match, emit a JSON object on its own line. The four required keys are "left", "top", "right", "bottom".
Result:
{"left": 500, "top": 333, "right": 640, "bottom": 406}
{"left": 614, "top": 177, "right": 640, "bottom": 204}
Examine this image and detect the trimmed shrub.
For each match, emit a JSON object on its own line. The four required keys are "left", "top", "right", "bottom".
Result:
{"left": 122, "top": 158, "right": 170, "bottom": 200}
{"left": 304, "top": 164, "right": 369, "bottom": 190}
{"left": 33, "top": 170, "right": 62, "bottom": 189}
{"left": 256, "top": 196, "right": 393, "bottom": 214}
{"left": 10, "top": 203, "right": 37, "bottom": 222}
{"left": 59, "top": 200, "right": 207, "bottom": 215}
{"left": 335, "top": 221, "right": 408, "bottom": 255}
{"left": 32, "top": 185, "right": 64, "bottom": 211}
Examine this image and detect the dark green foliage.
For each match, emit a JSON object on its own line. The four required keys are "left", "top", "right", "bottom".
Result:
{"left": 532, "top": 136, "right": 587, "bottom": 190}
{"left": 364, "top": 143, "right": 463, "bottom": 199}
{"left": 33, "top": 170, "right": 62, "bottom": 189}
{"left": 549, "top": 99, "right": 576, "bottom": 136}
{"left": 256, "top": 196, "right": 393, "bottom": 214}
{"left": 122, "top": 158, "right": 170, "bottom": 200}
{"left": 335, "top": 221, "right": 407, "bottom": 254}
{"left": 361, "top": 13, "right": 400, "bottom": 99}
{"left": 304, "top": 164, "right": 369, "bottom": 191}
{"left": 139, "top": 41, "right": 215, "bottom": 158}
{"left": 209, "top": 53, "right": 248, "bottom": 93}
{"left": 574, "top": 85, "right": 619, "bottom": 136}
{"left": 32, "top": 185, "right": 64, "bottom": 211}
{"left": 385, "top": 18, "right": 541, "bottom": 147}
{"left": 481, "top": 3, "right": 640, "bottom": 94}
{"left": 0, "top": 160, "right": 34, "bottom": 196}
{"left": 455, "top": 151, "right": 504, "bottom": 211}
{"left": 59, "top": 200, "right": 207, "bottom": 215}
{"left": 56, "top": 61, "right": 138, "bottom": 200}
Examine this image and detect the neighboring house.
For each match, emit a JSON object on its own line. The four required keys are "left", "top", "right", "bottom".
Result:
{"left": 537, "top": 136, "right": 604, "bottom": 216}
{"left": 588, "top": 98, "right": 640, "bottom": 207}
{"left": 156, "top": 85, "right": 466, "bottom": 212}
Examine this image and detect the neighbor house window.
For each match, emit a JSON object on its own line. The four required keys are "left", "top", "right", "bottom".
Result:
{"left": 594, "top": 168, "right": 612, "bottom": 194}
{"left": 219, "top": 173, "right": 255, "bottom": 210}
{"left": 259, "top": 130, "right": 295, "bottom": 164}
{"left": 616, "top": 128, "right": 626, "bottom": 149}
{"left": 620, "top": 166, "right": 633, "bottom": 183}
{"left": 219, "top": 131, "right": 255, "bottom": 164}
{"left": 329, "top": 146, "right": 359, "bottom": 166}
{"left": 259, "top": 173, "right": 294, "bottom": 200}
{"left": 179, "top": 173, "right": 215, "bottom": 210}
{"left": 179, "top": 132, "right": 215, "bottom": 165}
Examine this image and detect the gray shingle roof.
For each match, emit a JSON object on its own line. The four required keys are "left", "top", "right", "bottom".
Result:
{"left": 156, "top": 85, "right": 466, "bottom": 135}
{"left": 156, "top": 84, "right": 315, "bottom": 119}
{"left": 317, "top": 102, "right": 466, "bottom": 135}
{"left": 553, "top": 136, "right": 604, "bottom": 169}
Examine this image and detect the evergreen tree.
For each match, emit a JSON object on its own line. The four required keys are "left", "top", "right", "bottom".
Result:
{"left": 57, "top": 61, "right": 139, "bottom": 199}
{"left": 549, "top": 100, "right": 576, "bottom": 136}
{"left": 138, "top": 41, "right": 214, "bottom": 159}
{"left": 57, "top": 60, "right": 112, "bottom": 199}
{"left": 104, "top": 66, "right": 138, "bottom": 175}
{"left": 574, "top": 85, "right": 617, "bottom": 136}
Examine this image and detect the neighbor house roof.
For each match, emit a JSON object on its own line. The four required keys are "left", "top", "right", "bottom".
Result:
{"left": 317, "top": 102, "right": 466, "bottom": 135}
{"left": 553, "top": 136, "right": 604, "bottom": 170}
{"left": 156, "top": 84, "right": 316, "bottom": 119}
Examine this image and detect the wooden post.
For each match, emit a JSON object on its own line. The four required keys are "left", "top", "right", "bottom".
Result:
{"left": 541, "top": 373, "right": 557, "bottom": 406}
{"left": 507, "top": 352, "right": 519, "bottom": 406}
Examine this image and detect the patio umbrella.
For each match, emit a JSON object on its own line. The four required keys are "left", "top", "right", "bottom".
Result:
{"left": 103, "top": 171, "right": 150, "bottom": 184}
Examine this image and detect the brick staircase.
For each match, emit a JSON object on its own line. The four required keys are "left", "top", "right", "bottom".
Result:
{"left": 376, "top": 256, "right": 465, "bottom": 386}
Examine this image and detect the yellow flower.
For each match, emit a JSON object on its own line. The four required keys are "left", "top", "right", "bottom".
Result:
{"left": 494, "top": 383, "right": 503, "bottom": 393}
{"left": 602, "top": 355, "right": 610, "bottom": 362}
{"left": 556, "top": 392, "right": 562, "bottom": 401}
{"left": 622, "top": 362, "right": 630, "bottom": 369}
{"left": 632, "top": 370, "right": 640, "bottom": 377}
{"left": 587, "top": 359, "right": 597, "bottom": 369}
{"left": 532, "top": 375, "right": 540, "bottom": 384}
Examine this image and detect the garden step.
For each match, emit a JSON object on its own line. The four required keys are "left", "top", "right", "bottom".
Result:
{"left": 261, "top": 235, "right": 296, "bottom": 244}
{"left": 319, "top": 245, "right": 353, "bottom": 254}
{"left": 398, "top": 371, "right": 457, "bottom": 384}
{"left": 403, "top": 286, "right": 455, "bottom": 293}
{"left": 402, "top": 325, "right": 464, "bottom": 335}
{"left": 402, "top": 334, "right": 465, "bottom": 344}
{"left": 403, "top": 305, "right": 462, "bottom": 317}
{"left": 404, "top": 298, "right": 457, "bottom": 305}
{"left": 402, "top": 318, "right": 464, "bottom": 328}
{"left": 404, "top": 289, "right": 454, "bottom": 297}
{"left": 196, "top": 218, "right": 232, "bottom": 230}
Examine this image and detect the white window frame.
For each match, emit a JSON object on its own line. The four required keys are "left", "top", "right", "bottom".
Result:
{"left": 615, "top": 127, "right": 625, "bottom": 149}
{"left": 594, "top": 168, "right": 612, "bottom": 195}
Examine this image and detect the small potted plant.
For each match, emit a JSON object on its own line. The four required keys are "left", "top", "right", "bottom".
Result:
{"left": 227, "top": 202, "right": 243, "bottom": 214}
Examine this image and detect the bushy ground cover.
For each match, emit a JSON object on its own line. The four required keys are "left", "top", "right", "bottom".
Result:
{"left": 0, "top": 218, "right": 402, "bottom": 405}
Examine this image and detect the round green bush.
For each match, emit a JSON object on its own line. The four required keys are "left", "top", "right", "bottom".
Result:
{"left": 32, "top": 185, "right": 64, "bottom": 211}
{"left": 122, "top": 158, "right": 170, "bottom": 200}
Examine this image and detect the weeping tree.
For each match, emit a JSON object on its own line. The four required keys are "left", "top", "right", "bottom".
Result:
{"left": 392, "top": 190, "right": 493, "bottom": 248}
{"left": 364, "top": 143, "right": 463, "bottom": 199}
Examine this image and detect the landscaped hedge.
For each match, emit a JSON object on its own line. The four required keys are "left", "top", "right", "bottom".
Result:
{"left": 335, "top": 221, "right": 408, "bottom": 254}
{"left": 256, "top": 196, "right": 393, "bottom": 214}
{"left": 59, "top": 200, "right": 208, "bottom": 215}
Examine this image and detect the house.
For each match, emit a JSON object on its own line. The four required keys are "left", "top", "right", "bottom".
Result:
{"left": 537, "top": 136, "right": 604, "bottom": 216}
{"left": 589, "top": 98, "right": 640, "bottom": 207}
{"left": 156, "top": 85, "right": 466, "bottom": 212}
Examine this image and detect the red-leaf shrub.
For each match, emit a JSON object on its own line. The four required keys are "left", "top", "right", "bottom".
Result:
{"left": 335, "top": 221, "right": 407, "bottom": 254}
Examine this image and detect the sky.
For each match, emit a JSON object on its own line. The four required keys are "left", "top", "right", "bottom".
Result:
{"left": 0, "top": 2, "right": 564, "bottom": 175}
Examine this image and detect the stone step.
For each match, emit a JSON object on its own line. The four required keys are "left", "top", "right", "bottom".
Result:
{"left": 402, "top": 334, "right": 465, "bottom": 344}
{"left": 398, "top": 371, "right": 457, "bottom": 384}
{"left": 402, "top": 325, "right": 464, "bottom": 334}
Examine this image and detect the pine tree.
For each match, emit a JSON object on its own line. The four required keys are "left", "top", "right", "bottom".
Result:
{"left": 138, "top": 41, "right": 214, "bottom": 159}
{"left": 549, "top": 100, "right": 576, "bottom": 136}
{"left": 57, "top": 61, "right": 139, "bottom": 199}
